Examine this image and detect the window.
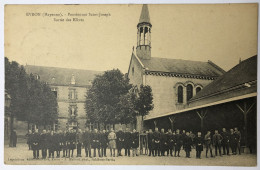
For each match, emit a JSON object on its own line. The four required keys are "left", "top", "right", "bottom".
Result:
{"left": 52, "top": 91, "right": 57, "bottom": 98}
{"left": 132, "top": 67, "right": 134, "bottom": 75}
{"left": 196, "top": 87, "right": 202, "bottom": 94}
{"left": 69, "top": 105, "right": 77, "bottom": 117}
{"left": 68, "top": 121, "right": 78, "bottom": 130}
{"left": 187, "top": 84, "right": 193, "bottom": 101}
{"left": 69, "top": 88, "right": 77, "bottom": 100}
{"left": 177, "top": 86, "right": 183, "bottom": 103}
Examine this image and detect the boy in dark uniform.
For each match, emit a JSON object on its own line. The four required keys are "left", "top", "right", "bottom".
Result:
{"left": 213, "top": 130, "right": 223, "bottom": 156}
{"left": 124, "top": 128, "right": 131, "bottom": 156}
{"left": 92, "top": 129, "right": 101, "bottom": 157}
{"left": 194, "top": 132, "right": 203, "bottom": 159}
{"left": 167, "top": 129, "right": 174, "bottom": 156}
{"left": 56, "top": 130, "right": 63, "bottom": 158}
{"left": 153, "top": 127, "right": 161, "bottom": 156}
{"left": 26, "top": 130, "right": 33, "bottom": 150}
{"left": 230, "top": 129, "right": 238, "bottom": 155}
{"left": 131, "top": 129, "right": 139, "bottom": 157}
{"left": 116, "top": 128, "right": 125, "bottom": 156}
{"left": 48, "top": 131, "right": 55, "bottom": 158}
{"left": 147, "top": 129, "right": 154, "bottom": 156}
{"left": 174, "top": 129, "right": 182, "bottom": 157}
{"left": 234, "top": 127, "right": 241, "bottom": 155}
{"left": 221, "top": 128, "right": 230, "bottom": 155}
{"left": 160, "top": 129, "right": 167, "bottom": 156}
{"left": 204, "top": 131, "right": 213, "bottom": 158}
{"left": 76, "top": 129, "right": 83, "bottom": 157}
{"left": 31, "top": 129, "right": 40, "bottom": 159}
{"left": 62, "top": 130, "right": 68, "bottom": 157}
{"left": 40, "top": 130, "right": 48, "bottom": 159}
{"left": 83, "top": 127, "right": 92, "bottom": 157}
{"left": 183, "top": 132, "right": 192, "bottom": 158}
{"left": 68, "top": 129, "right": 76, "bottom": 157}
{"left": 100, "top": 129, "right": 108, "bottom": 157}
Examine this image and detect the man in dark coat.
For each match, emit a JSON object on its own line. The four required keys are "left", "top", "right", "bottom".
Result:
{"left": 31, "top": 129, "right": 40, "bottom": 159}
{"left": 183, "top": 132, "right": 192, "bottom": 158}
{"left": 160, "top": 128, "right": 167, "bottom": 156}
{"left": 92, "top": 129, "right": 101, "bottom": 157}
{"left": 100, "top": 129, "right": 108, "bottom": 157}
{"left": 174, "top": 129, "right": 182, "bottom": 157}
{"left": 213, "top": 130, "right": 223, "bottom": 156}
{"left": 167, "top": 129, "right": 174, "bottom": 156}
{"left": 116, "top": 128, "right": 125, "bottom": 156}
{"left": 147, "top": 129, "right": 154, "bottom": 156}
{"left": 221, "top": 128, "right": 230, "bottom": 155}
{"left": 153, "top": 127, "right": 161, "bottom": 156}
{"left": 194, "top": 132, "right": 203, "bottom": 159}
{"left": 40, "top": 130, "right": 48, "bottom": 159}
{"left": 124, "top": 128, "right": 131, "bottom": 156}
{"left": 83, "top": 127, "right": 92, "bottom": 157}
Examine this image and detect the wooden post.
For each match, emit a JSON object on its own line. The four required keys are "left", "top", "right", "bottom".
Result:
{"left": 168, "top": 116, "right": 176, "bottom": 131}
{"left": 196, "top": 110, "right": 207, "bottom": 134}
{"left": 236, "top": 101, "right": 255, "bottom": 147}
{"left": 153, "top": 120, "right": 157, "bottom": 129}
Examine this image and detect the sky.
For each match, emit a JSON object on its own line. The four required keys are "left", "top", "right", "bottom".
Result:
{"left": 4, "top": 4, "right": 258, "bottom": 73}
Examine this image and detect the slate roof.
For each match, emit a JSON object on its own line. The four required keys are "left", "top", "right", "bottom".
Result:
{"left": 139, "top": 57, "right": 225, "bottom": 77}
{"left": 190, "top": 55, "right": 257, "bottom": 102}
{"left": 138, "top": 4, "right": 151, "bottom": 24}
{"left": 24, "top": 65, "right": 102, "bottom": 86}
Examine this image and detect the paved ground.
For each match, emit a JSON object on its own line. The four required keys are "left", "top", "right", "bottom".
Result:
{"left": 4, "top": 143, "right": 257, "bottom": 166}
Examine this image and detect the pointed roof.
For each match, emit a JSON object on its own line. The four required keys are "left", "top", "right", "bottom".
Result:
{"left": 138, "top": 4, "right": 151, "bottom": 25}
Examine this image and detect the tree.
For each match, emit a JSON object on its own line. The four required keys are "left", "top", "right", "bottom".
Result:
{"left": 5, "top": 57, "right": 58, "bottom": 137}
{"left": 134, "top": 85, "right": 154, "bottom": 131}
{"left": 117, "top": 91, "right": 137, "bottom": 125}
{"left": 85, "top": 69, "right": 132, "bottom": 128}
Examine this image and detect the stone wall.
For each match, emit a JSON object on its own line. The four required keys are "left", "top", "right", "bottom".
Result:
{"left": 143, "top": 74, "right": 214, "bottom": 119}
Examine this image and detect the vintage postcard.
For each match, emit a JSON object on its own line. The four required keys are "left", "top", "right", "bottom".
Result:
{"left": 4, "top": 3, "right": 258, "bottom": 166}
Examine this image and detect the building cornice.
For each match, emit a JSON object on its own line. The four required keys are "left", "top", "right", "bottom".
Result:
{"left": 144, "top": 70, "right": 218, "bottom": 80}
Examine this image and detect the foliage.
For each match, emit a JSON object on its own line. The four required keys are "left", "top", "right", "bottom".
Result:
{"left": 85, "top": 69, "right": 154, "bottom": 126}
{"left": 85, "top": 69, "right": 133, "bottom": 125}
{"left": 134, "top": 85, "right": 154, "bottom": 120}
{"left": 5, "top": 57, "right": 58, "bottom": 126}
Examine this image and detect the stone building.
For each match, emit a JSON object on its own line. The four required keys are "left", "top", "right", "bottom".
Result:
{"left": 128, "top": 5, "right": 225, "bottom": 131}
{"left": 25, "top": 65, "right": 102, "bottom": 131}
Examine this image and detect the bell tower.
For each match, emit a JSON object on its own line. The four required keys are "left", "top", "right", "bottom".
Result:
{"left": 136, "top": 4, "right": 152, "bottom": 60}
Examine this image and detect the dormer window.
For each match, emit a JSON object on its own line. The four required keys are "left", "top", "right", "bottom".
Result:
{"left": 71, "top": 74, "right": 76, "bottom": 85}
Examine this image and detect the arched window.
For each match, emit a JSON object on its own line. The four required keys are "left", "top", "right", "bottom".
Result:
{"left": 177, "top": 86, "right": 183, "bottom": 103}
{"left": 196, "top": 87, "right": 202, "bottom": 94}
{"left": 187, "top": 84, "right": 193, "bottom": 101}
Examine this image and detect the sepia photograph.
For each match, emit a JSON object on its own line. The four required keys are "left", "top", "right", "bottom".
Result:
{"left": 3, "top": 3, "right": 258, "bottom": 166}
